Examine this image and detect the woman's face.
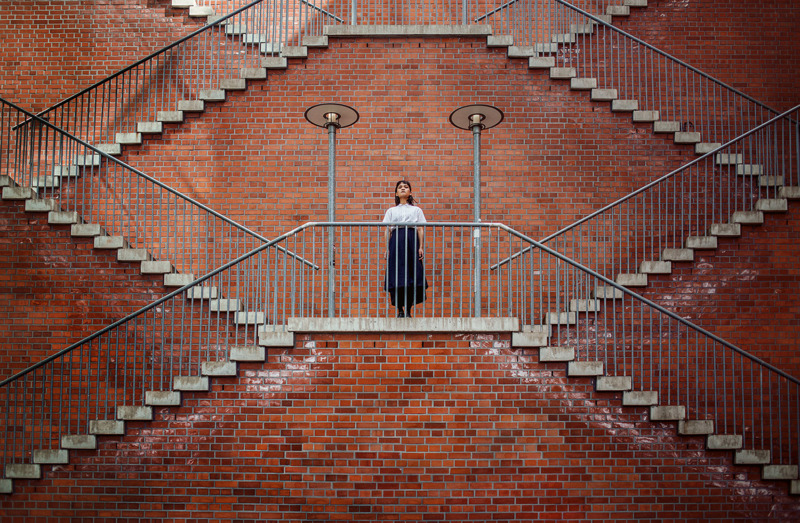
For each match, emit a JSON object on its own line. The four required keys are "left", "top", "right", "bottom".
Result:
{"left": 396, "top": 182, "right": 411, "bottom": 200}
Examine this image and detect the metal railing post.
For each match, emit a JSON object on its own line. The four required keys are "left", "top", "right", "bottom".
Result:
{"left": 472, "top": 120, "right": 482, "bottom": 316}
{"left": 328, "top": 121, "right": 336, "bottom": 318}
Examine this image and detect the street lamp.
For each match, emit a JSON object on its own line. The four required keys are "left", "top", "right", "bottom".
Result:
{"left": 449, "top": 104, "right": 504, "bottom": 317}
{"left": 304, "top": 103, "right": 359, "bottom": 318}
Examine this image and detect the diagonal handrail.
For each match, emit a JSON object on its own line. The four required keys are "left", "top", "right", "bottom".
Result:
{"left": 1, "top": 96, "right": 317, "bottom": 271}
{"left": 3, "top": 221, "right": 798, "bottom": 482}
{"left": 492, "top": 104, "right": 800, "bottom": 270}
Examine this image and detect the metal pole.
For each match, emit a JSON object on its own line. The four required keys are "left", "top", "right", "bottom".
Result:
{"left": 471, "top": 114, "right": 482, "bottom": 317}
{"left": 327, "top": 120, "right": 336, "bottom": 318}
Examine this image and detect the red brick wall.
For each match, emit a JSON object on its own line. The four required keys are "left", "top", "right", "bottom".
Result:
{"left": 614, "top": 0, "right": 800, "bottom": 112}
{"left": 1, "top": 332, "right": 797, "bottom": 520}
{"left": 0, "top": 0, "right": 203, "bottom": 112}
{"left": 0, "top": 197, "right": 169, "bottom": 378}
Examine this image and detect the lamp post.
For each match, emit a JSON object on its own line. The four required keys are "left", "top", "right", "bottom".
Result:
{"left": 304, "top": 103, "right": 359, "bottom": 318}
{"left": 449, "top": 104, "right": 504, "bottom": 317}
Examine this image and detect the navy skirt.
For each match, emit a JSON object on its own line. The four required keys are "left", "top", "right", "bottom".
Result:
{"left": 384, "top": 227, "right": 428, "bottom": 307}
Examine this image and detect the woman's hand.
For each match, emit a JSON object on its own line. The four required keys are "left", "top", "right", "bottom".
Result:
{"left": 418, "top": 248, "right": 424, "bottom": 260}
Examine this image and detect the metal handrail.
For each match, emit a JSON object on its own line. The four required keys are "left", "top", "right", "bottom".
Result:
{"left": 3, "top": 220, "right": 795, "bottom": 387}
{"left": 11, "top": 0, "right": 266, "bottom": 130}
{"left": 492, "top": 104, "right": 800, "bottom": 270}
{"left": 1, "top": 96, "right": 318, "bottom": 269}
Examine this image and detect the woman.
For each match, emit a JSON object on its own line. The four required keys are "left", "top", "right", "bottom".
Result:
{"left": 383, "top": 180, "right": 428, "bottom": 317}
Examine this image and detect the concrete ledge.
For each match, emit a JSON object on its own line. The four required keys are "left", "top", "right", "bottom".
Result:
{"left": 731, "top": 211, "right": 764, "bottom": 224}
{"left": 591, "top": 88, "right": 617, "bottom": 101}
{"left": 71, "top": 223, "right": 101, "bottom": 237}
{"left": 258, "top": 330, "right": 294, "bottom": 347}
{"left": 650, "top": 405, "right": 686, "bottom": 421}
{"left": 545, "top": 311, "right": 576, "bottom": 325}
{"left": 164, "top": 273, "right": 195, "bottom": 287}
{"left": 616, "top": 273, "right": 647, "bottom": 286}
{"left": 596, "top": 376, "right": 632, "bottom": 391}
{"left": 570, "top": 299, "right": 599, "bottom": 312}
{"left": 158, "top": 111, "right": 184, "bottom": 123}
{"left": 0, "top": 479, "right": 11, "bottom": 494}
{"left": 3, "top": 187, "right": 33, "bottom": 200}
{"left": 33, "top": 449, "right": 69, "bottom": 464}
{"left": 779, "top": 186, "right": 800, "bottom": 199}
{"left": 696, "top": 142, "right": 722, "bottom": 154}
{"left": 48, "top": 211, "right": 78, "bottom": 224}
{"left": 662, "top": 248, "right": 694, "bottom": 262}
{"left": 286, "top": 317, "right": 519, "bottom": 332}
{"left": 141, "top": 260, "right": 172, "bottom": 274}
{"left": 685, "top": 236, "right": 717, "bottom": 249}
{"left": 234, "top": 311, "right": 265, "bottom": 325}
{"left": 186, "top": 286, "right": 218, "bottom": 299}
{"left": 116, "top": 406, "right": 153, "bottom": 421}
{"left": 734, "top": 449, "right": 770, "bottom": 465}
{"left": 61, "top": 434, "right": 96, "bottom": 449}
{"left": 756, "top": 198, "right": 787, "bottom": 212}
{"left": 593, "top": 286, "right": 624, "bottom": 299}
{"left": 639, "top": 261, "right": 671, "bottom": 274}
{"left": 230, "top": 345, "right": 266, "bottom": 362}
{"left": 177, "top": 100, "right": 204, "bottom": 112}
{"left": 94, "top": 235, "right": 124, "bottom": 249}
{"left": 570, "top": 78, "right": 597, "bottom": 90}
{"left": 487, "top": 35, "right": 513, "bottom": 47}
{"left": 568, "top": 361, "right": 603, "bottom": 376}
{"left": 303, "top": 35, "right": 328, "bottom": 47}
{"left": 512, "top": 331, "right": 548, "bottom": 347}
{"left": 174, "top": 376, "right": 209, "bottom": 391}
{"left": 707, "top": 434, "right": 743, "bottom": 450}
{"left": 89, "top": 420, "right": 125, "bottom": 435}
{"left": 324, "top": 24, "right": 492, "bottom": 37}
{"left": 760, "top": 175, "right": 783, "bottom": 187}
{"left": 709, "top": 223, "right": 741, "bottom": 237}
{"left": 528, "top": 57, "right": 555, "bottom": 69}
{"left": 118, "top": 248, "right": 148, "bottom": 262}
{"left": 25, "top": 198, "right": 56, "bottom": 212}
{"left": 737, "top": 164, "right": 763, "bottom": 176}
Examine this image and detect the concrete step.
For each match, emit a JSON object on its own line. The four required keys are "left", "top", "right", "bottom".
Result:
{"left": 61, "top": 434, "right": 96, "bottom": 449}
{"left": 199, "top": 89, "right": 226, "bottom": 102}
{"left": 538, "top": 346, "right": 575, "bottom": 362}
{"left": 188, "top": 5, "right": 214, "bottom": 17}
{"left": 89, "top": 420, "right": 125, "bottom": 435}
{"left": 734, "top": 449, "right": 771, "bottom": 465}
{"left": 606, "top": 5, "right": 630, "bottom": 16}
{"left": 568, "top": 361, "right": 604, "bottom": 376}
{"left": 535, "top": 43, "right": 560, "bottom": 54}
{"left": 624, "top": 0, "right": 648, "bottom": 6}
{"left": 551, "top": 33, "right": 576, "bottom": 44}
{"left": 550, "top": 67, "right": 576, "bottom": 79}
{"left": 654, "top": 121, "right": 680, "bottom": 133}
{"left": 707, "top": 434, "right": 743, "bottom": 450}
{"left": 116, "top": 132, "right": 142, "bottom": 145}
{"left": 243, "top": 33, "right": 270, "bottom": 45}
{"left": 596, "top": 376, "right": 632, "bottom": 391}
{"left": 177, "top": 100, "right": 204, "bottom": 112}
{"left": 674, "top": 132, "right": 701, "bottom": 144}
{"left": 545, "top": 311, "right": 577, "bottom": 325}
{"left": 623, "top": 390, "right": 658, "bottom": 406}
{"left": 221, "top": 79, "right": 247, "bottom": 91}
{"left": 593, "top": 286, "right": 624, "bottom": 299}
{"left": 632, "top": 110, "right": 659, "bottom": 122}
{"left": 141, "top": 260, "right": 171, "bottom": 274}
{"left": 157, "top": 110, "right": 184, "bottom": 123}
{"left": 171, "top": 0, "right": 196, "bottom": 7}
{"left": 97, "top": 143, "right": 121, "bottom": 155}
{"left": 731, "top": 211, "right": 764, "bottom": 224}
{"left": 281, "top": 46, "right": 308, "bottom": 58}
{"left": 0, "top": 479, "right": 12, "bottom": 494}
{"left": 209, "top": 298, "right": 241, "bottom": 312}
{"left": 2, "top": 187, "right": 33, "bottom": 200}
{"left": 755, "top": 198, "right": 787, "bottom": 212}
{"left": 116, "top": 406, "right": 153, "bottom": 421}
{"left": 611, "top": 99, "right": 638, "bottom": 112}
{"left": 678, "top": 419, "right": 714, "bottom": 435}
{"left": 639, "top": 261, "right": 671, "bottom": 274}
{"left": 173, "top": 376, "right": 209, "bottom": 391}
{"left": 224, "top": 23, "right": 248, "bottom": 35}
{"left": 616, "top": 273, "right": 647, "bottom": 286}
{"left": 33, "top": 449, "right": 69, "bottom": 464}
{"left": 303, "top": 35, "right": 329, "bottom": 48}
{"left": 759, "top": 175, "right": 784, "bottom": 187}
{"left": 230, "top": 345, "right": 266, "bottom": 362}
{"left": 240, "top": 67, "right": 267, "bottom": 80}
{"left": 261, "top": 57, "right": 288, "bottom": 69}
{"left": 137, "top": 122, "right": 163, "bottom": 134}
{"left": 74, "top": 154, "right": 100, "bottom": 167}
{"left": 569, "top": 299, "right": 599, "bottom": 312}
{"left": 591, "top": 88, "right": 618, "bottom": 101}
{"left": 763, "top": 465, "right": 799, "bottom": 480}
{"left": 185, "top": 286, "right": 218, "bottom": 299}
{"left": 779, "top": 186, "right": 800, "bottom": 199}
{"left": 71, "top": 223, "right": 101, "bottom": 237}
{"left": 508, "top": 45, "right": 535, "bottom": 58}
{"left": 487, "top": 35, "right": 512, "bottom": 47}
{"left": 737, "top": 164, "right": 763, "bottom": 176}
{"left": 234, "top": 311, "right": 266, "bottom": 325}
{"left": 164, "top": 273, "right": 195, "bottom": 287}
{"left": 650, "top": 405, "right": 686, "bottom": 421}
{"left": 118, "top": 248, "right": 148, "bottom": 262}
{"left": 201, "top": 361, "right": 237, "bottom": 376}
{"left": 0, "top": 175, "right": 11, "bottom": 187}
{"left": 25, "top": 198, "right": 57, "bottom": 212}
{"left": 662, "top": 248, "right": 694, "bottom": 262}
{"left": 529, "top": 56, "right": 555, "bottom": 69}
{"left": 260, "top": 42, "right": 279, "bottom": 54}
{"left": 31, "top": 175, "right": 59, "bottom": 188}
{"left": 145, "top": 391, "right": 181, "bottom": 406}
{"left": 48, "top": 211, "right": 78, "bottom": 224}
{"left": 715, "top": 153, "right": 743, "bottom": 165}
{"left": 792, "top": 481, "right": 800, "bottom": 496}
{"left": 685, "top": 236, "right": 717, "bottom": 249}
{"left": 570, "top": 78, "right": 597, "bottom": 90}
{"left": 511, "top": 331, "right": 548, "bottom": 347}
{"left": 709, "top": 223, "right": 741, "bottom": 237}
{"left": 696, "top": 142, "right": 722, "bottom": 154}
{"left": 4, "top": 464, "right": 40, "bottom": 479}
{"left": 257, "top": 329, "right": 294, "bottom": 347}
{"left": 570, "top": 23, "right": 596, "bottom": 35}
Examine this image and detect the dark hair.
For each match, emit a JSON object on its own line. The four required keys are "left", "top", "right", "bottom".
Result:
{"left": 394, "top": 180, "right": 416, "bottom": 206}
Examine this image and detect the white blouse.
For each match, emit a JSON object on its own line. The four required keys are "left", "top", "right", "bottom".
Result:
{"left": 383, "top": 204, "right": 427, "bottom": 228}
